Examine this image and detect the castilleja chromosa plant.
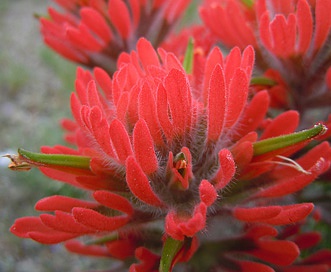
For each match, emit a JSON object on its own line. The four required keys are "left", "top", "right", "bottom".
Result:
{"left": 40, "top": 0, "right": 190, "bottom": 74}
{"left": 5, "top": 0, "right": 331, "bottom": 271}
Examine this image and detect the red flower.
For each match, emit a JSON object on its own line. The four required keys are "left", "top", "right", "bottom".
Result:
{"left": 200, "top": 0, "right": 331, "bottom": 121}
{"left": 8, "top": 39, "right": 331, "bottom": 271}
{"left": 40, "top": 0, "right": 190, "bottom": 74}
{"left": 201, "top": 0, "right": 331, "bottom": 58}
{"left": 200, "top": 0, "right": 258, "bottom": 49}
{"left": 161, "top": 25, "right": 217, "bottom": 57}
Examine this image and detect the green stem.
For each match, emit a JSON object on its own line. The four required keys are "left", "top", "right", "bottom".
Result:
{"left": 159, "top": 237, "right": 184, "bottom": 272}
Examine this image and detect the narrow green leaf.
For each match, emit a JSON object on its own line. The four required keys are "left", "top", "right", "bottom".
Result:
{"left": 241, "top": 0, "right": 254, "bottom": 8}
{"left": 159, "top": 237, "right": 184, "bottom": 272}
{"left": 253, "top": 124, "right": 327, "bottom": 156}
{"left": 182, "top": 38, "right": 194, "bottom": 74}
{"left": 18, "top": 148, "right": 91, "bottom": 169}
{"left": 250, "top": 76, "right": 277, "bottom": 86}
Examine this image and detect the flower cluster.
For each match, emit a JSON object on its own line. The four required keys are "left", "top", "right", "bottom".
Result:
{"left": 41, "top": 0, "right": 190, "bottom": 74}
{"left": 6, "top": 0, "right": 331, "bottom": 271}
{"left": 201, "top": 0, "right": 331, "bottom": 121}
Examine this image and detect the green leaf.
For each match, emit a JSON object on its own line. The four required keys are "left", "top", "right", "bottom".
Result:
{"left": 18, "top": 148, "right": 91, "bottom": 169}
{"left": 159, "top": 237, "right": 184, "bottom": 272}
{"left": 250, "top": 76, "right": 277, "bottom": 86}
{"left": 253, "top": 124, "right": 327, "bottom": 156}
{"left": 241, "top": 0, "right": 254, "bottom": 8}
{"left": 183, "top": 38, "right": 194, "bottom": 74}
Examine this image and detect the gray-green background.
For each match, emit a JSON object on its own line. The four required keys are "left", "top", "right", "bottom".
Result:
{"left": 0, "top": 1, "right": 111, "bottom": 271}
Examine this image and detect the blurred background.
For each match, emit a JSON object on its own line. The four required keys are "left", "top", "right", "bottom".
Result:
{"left": 0, "top": 1, "right": 111, "bottom": 271}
